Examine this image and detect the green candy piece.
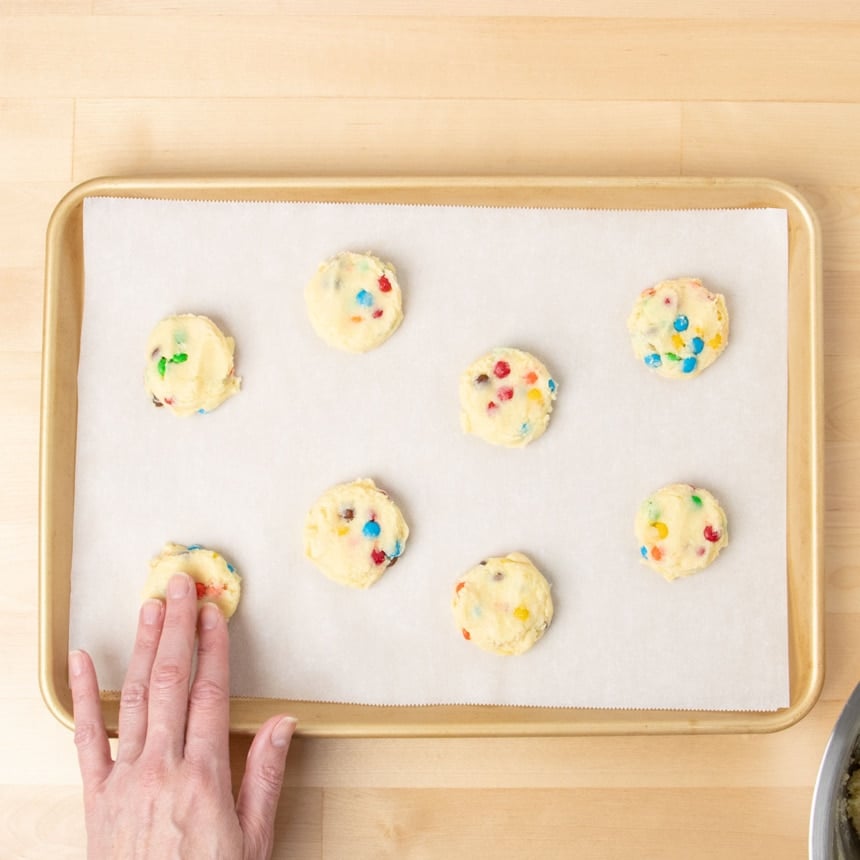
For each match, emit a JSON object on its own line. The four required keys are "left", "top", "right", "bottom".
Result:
{"left": 665, "top": 352, "right": 681, "bottom": 362}
{"left": 691, "top": 495, "right": 703, "bottom": 507}
{"left": 170, "top": 352, "right": 188, "bottom": 365}
{"left": 157, "top": 356, "right": 167, "bottom": 378}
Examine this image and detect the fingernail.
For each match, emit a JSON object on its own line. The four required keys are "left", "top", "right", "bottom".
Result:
{"left": 200, "top": 602, "right": 221, "bottom": 630}
{"left": 167, "top": 572, "right": 191, "bottom": 599}
{"left": 141, "top": 599, "right": 163, "bottom": 626}
{"left": 69, "top": 650, "right": 84, "bottom": 678}
{"left": 271, "top": 716, "right": 297, "bottom": 748}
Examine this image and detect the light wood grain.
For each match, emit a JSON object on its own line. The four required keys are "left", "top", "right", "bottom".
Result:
{"left": 89, "top": 0, "right": 860, "bottom": 19}
{"left": 72, "top": 98, "right": 682, "bottom": 178}
{"left": 2, "top": 17, "right": 860, "bottom": 101}
{"left": 2, "top": 2, "right": 859, "bottom": 857}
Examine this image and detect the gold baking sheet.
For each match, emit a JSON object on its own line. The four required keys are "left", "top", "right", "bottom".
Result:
{"left": 39, "top": 176, "right": 822, "bottom": 737}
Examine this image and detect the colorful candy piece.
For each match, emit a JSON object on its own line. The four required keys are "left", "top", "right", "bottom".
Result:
{"left": 460, "top": 348, "right": 558, "bottom": 448}
{"left": 627, "top": 277, "right": 730, "bottom": 380}
{"left": 305, "top": 251, "right": 403, "bottom": 353}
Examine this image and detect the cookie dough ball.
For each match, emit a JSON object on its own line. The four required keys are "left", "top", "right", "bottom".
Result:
{"left": 143, "top": 543, "right": 242, "bottom": 618}
{"left": 452, "top": 552, "right": 554, "bottom": 655}
{"left": 145, "top": 314, "right": 240, "bottom": 416}
{"left": 459, "top": 348, "right": 558, "bottom": 448}
{"left": 305, "top": 251, "right": 403, "bottom": 353}
{"left": 635, "top": 483, "right": 728, "bottom": 581}
{"left": 627, "top": 277, "right": 729, "bottom": 379}
{"left": 304, "top": 478, "right": 409, "bottom": 588}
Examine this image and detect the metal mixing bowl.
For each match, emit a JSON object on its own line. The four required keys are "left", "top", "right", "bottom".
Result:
{"left": 810, "top": 682, "right": 860, "bottom": 858}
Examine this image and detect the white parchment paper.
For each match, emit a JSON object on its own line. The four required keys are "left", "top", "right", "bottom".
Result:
{"left": 71, "top": 197, "right": 789, "bottom": 710}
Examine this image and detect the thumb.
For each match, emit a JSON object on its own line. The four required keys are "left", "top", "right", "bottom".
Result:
{"left": 236, "top": 715, "right": 296, "bottom": 860}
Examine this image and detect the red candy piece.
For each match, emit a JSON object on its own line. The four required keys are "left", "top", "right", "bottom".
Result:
{"left": 195, "top": 582, "right": 206, "bottom": 599}
{"left": 493, "top": 360, "right": 511, "bottom": 379}
{"left": 378, "top": 275, "right": 392, "bottom": 292}
{"left": 372, "top": 308, "right": 384, "bottom": 319}
{"left": 704, "top": 525, "right": 721, "bottom": 543}
{"left": 498, "top": 386, "right": 514, "bottom": 401}
{"left": 696, "top": 546, "right": 706, "bottom": 556}
{"left": 371, "top": 548, "right": 387, "bottom": 565}
{"left": 487, "top": 401, "right": 498, "bottom": 411}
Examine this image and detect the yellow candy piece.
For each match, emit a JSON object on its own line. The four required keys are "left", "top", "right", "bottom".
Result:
{"left": 513, "top": 605, "right": 530, "bottom": 621}
{"left": 650, "top": 520, "right": 669, "bottom": 540}
{"left": 526, "top": 388, "right": 543, "bottom": 403}
{"left": 707, "top": 333, "right": 722, "bottom": 349}
{"left": 671, "top": 333, "right": 685, "bottom": 350}
{"left": 336, "top": 526, "right": 349, "bottom": 537}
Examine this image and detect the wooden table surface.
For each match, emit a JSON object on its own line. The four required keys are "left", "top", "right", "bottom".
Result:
{"left": 2, "top": 3, "right": 858, "bottom": 858}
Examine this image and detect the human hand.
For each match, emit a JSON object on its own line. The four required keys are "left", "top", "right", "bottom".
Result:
{"left": 69, "top": 572, "right": 296, "bottom": 860}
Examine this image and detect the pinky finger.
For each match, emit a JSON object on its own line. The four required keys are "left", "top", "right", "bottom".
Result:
{"left": 236, "top": 715, "right": 296, "bottom": 857}
{"left": 69, "top": 650, "right": 112, "bottom": 792}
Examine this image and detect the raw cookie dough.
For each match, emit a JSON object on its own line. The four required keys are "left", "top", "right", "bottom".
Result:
{"left": 304, "top": 478, "right": 409, "bottom": 589}
{"left": 635, "top": 483, "right": 729, "bottom": 581}
{"left": 452, "top": 552, "right": 554, "bottom": 656}
{"left": 459, "top": 348, "right": 558, "bottom": 448}
{"left": 144, "top": 314, "right": 240, "bottom": 416}
{"left": 305, "top": 251, "right": 403, "bottom": 353}
{"left": 143, "top": 542, "right": 242, "bottom": 619}
{"left": 627, "top": 277, "right": 729, "bottom": 379}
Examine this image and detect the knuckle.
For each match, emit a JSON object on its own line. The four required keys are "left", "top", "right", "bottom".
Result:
{"left": 73, "top": 720, "right": 101, "bottom": 749}
{"left": 190, "top": 678, "right": 227, "bottom": 710}
{"left": 151, "top": 661, "right": 189, "bottom": 691}
{"left": 135, "top": 627, "right": 160, "bottom": 652}
{"left": 256, "top": 762, "right": 284, "bottom": 797}
{"left": 140, "top": 759, "right": 167, "bottom": 789}
{"left": 120, "top": 681, "right": 148, "bottom": 711}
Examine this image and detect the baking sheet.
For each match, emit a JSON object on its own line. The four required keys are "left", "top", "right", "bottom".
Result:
{"left": 70, "top": 197, "right": 789, "bottom": 711}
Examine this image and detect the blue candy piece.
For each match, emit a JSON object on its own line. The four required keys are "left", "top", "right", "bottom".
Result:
{"left": 187, "top": 544, "right": 203, "bottom": 551}
{"left": 520, "top": 421, "right": 530, "bottom": 435}
{"left": 355, "top": 289, "right": 374, "bottom": 307}
{"left": 644, "top": 353, "right": 662, "bottom": 368}
{"left": 362, "top": 519, "right": 381, "bottom": 539}
{"left": 391, "top": 540, "right": 403, "bottom": 558}
{"left": 226, "top": 563, "right": 235, "bottom": 573}
{"left": 673, "top": 315, "right": 689, "bottom": 332}
{"left": 682, "top": 356, "right": 698, "bottom": 373}
{"left": 691, "top": 336, "right": 704, "bottom": 355}
{"left": 547, "top": 378, "right": 557, "bottom": 393}
{"left": 197, "top": 408, "right": 207, "bottom": 414}
{"left": 640, "top": 545, "right": 648, "bottom": 558}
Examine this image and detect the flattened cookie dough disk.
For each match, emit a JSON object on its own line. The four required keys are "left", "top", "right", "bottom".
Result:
{"left": 304, "top": 478, "right": 409, "bottom": 589}
{"left": 635, "top": 483, "right": 728, "bottom": 581}
{"left": 452, "top": 552, "right": 554, "bottom": 655}
{"left": 143, "top": 543, "right": 242, "bottom": 618}
{"left": 305, "top": 251, "right": 403, "bottom": 353}
{"left": 627, "top": 277, "right": 729, "bottom": 379}
{"left": 460, "top": 348, "right": 558, "bottom": 448}
{"left": 145, "top": 314, "right": 240, "bottom": 416}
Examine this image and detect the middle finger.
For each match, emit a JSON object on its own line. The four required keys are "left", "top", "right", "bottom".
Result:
{"left": 145, "top": 572, "right": 198, "bottom": 759}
